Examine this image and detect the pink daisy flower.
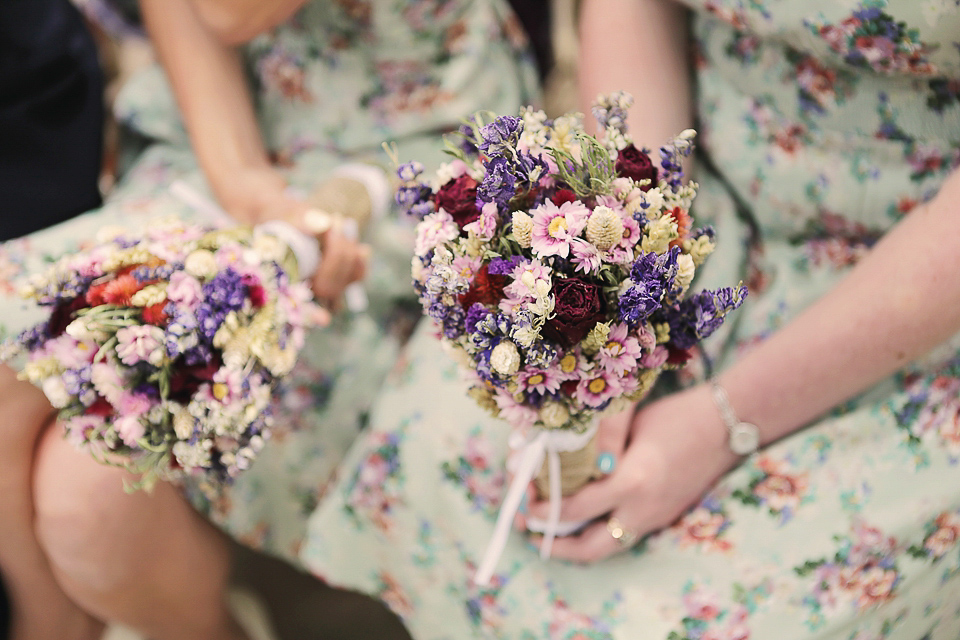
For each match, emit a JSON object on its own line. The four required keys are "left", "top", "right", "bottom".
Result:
{"left": 463, "top": 202, "right": 499, "bottom": 241}
{"left": 570, "top": 238, "right": 603, "bottom": 274}
{"left": 414, "top": 210, "right": 459, "bottom": 255}
{"left": 598, "top": 322, "right": 643, "bottom": 376}
{"left": 640, "top": 345, "right": 669, "bottom": 368}
{"left": 576, "top": 369, "right": 623, "bottom": 408}
{"left": 555, "top": 348, "right": 593, "bottom": 382}
{"left": 494, "top": 390, "right": 538, "bottom": 429}
{"left": 451, "top": 253, "right": 483, "bottom": 283}
{"left": 517, "top": 367, "right": 562, "bottom": 395}
{"left": 530, "top": 200, "right": 589, "bottom": 259}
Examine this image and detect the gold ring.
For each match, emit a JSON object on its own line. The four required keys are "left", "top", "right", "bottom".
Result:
{"left": 606, "top": 516, "right": 638, "bottom": 549}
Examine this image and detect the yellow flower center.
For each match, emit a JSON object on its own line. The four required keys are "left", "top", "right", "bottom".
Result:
{"left": 527, "top": 374, "right": 545, "bottom": 386}
{"left": 604, "top": 340, "right": 623, "bottom": 356}
{"left": 559, "top": 354, "right": 577, "bottom": 373}
{"left": 548, "top": 216, "right": 568, "bottom": 237}
{"left": 212, "top": 383, "right": 229, "bottom": 401}
{"left": 588, "top": 378, "right": 607, "bottom": 394}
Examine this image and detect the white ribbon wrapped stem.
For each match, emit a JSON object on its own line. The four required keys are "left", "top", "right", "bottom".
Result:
{"left": 474, "top": 424, "right": 597, "bottom": 586}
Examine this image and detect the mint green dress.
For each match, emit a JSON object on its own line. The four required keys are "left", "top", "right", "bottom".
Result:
{"left": 302, "top": 1, "right": 960, "bottom": 638}
{"left": 0, "top": 0, "right": 538, "bottom": 563}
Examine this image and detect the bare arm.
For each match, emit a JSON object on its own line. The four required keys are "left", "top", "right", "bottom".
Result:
{"left": 719, "top": 169, "right": 960, "bottom": 447}
{"left": 141, "top": 0, "right": 366, "bottom": 305}
{"left": 578, "top": 0, "right": 692, "bottom": 147}
{"left": 186, "top": 0, "right": 306, "bottom": 45}
{"left": 141, "top": 0, "right": 284, "bottom": 224}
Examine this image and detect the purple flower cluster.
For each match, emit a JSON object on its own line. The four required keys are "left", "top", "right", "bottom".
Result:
{"left": 661, "top": 286, "right": 747, "bottom": 350}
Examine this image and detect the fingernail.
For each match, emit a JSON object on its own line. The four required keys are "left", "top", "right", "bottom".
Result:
{"left": 596, "top": 452, "right": 615, "bottom": 475}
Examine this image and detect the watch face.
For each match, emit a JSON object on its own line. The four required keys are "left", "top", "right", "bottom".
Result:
{"left": 730, "top": 422, "right": 760, "bottom": 456}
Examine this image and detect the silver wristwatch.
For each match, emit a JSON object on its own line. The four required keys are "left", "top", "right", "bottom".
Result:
{"left": 710, "top": 380, "right": 760, "bottom": 456}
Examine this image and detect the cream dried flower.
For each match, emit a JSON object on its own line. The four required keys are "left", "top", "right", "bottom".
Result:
{"left": 654, "top": 322, "right": 671, "bottom": 345}
{"left": 581, "top": 322, "right": 610, "bottom": 355}
{"left": 641, "top": 215, "right": 679, "bottom": 255}
{"left": 130, "top": 284, "right": 167, "bottom": 308}
{"left": 512, "top": 210, "right": 533, "bottom": 248}
{"left": 586, "top": 206, "right": 624, "bottom": 251}
{"left": 539, "top": 401, "right": 570, "bottom": 429}
{"left": 490, "top": 340, "right": 521, "bottom": 375}
{"left": 674, "top": 254, "right": 696, "bottom": 296}
{"left": 683, "top": 234, "right": 716, "bottom": 267}
{"left": 184, "top": 249, "right": 218, "bottom": 279}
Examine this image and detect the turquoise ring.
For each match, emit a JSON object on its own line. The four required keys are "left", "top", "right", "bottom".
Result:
{"left": 596, "top": 452, "right": 615, "bottom": 475}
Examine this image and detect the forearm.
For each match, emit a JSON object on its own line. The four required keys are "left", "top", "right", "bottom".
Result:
{"left": 142, "top": 0, "right": 282, "bottom": 223}
{"left": 578, "top": 0, "right": 693, "bottom": 148}
{"left": 717, "top": 169, "right": 960, "bottom": 444}
{"left": 186, "top": 0, "right": 306, "bottom": 45}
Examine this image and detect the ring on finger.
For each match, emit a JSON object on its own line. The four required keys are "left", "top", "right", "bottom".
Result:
{"left": 606, "top": 516, "right": 638, "bottom": 549}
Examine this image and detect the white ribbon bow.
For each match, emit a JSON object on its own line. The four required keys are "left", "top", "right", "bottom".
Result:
{"left": 474, "top": 425, "right": 597, "bottom": 586}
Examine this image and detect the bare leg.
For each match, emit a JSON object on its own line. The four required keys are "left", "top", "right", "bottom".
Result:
{"left": 0, "top": 365, "right": 104, "bottom": 640}
{"left": 33, "top": 421, "right": 250, "bottom": 640}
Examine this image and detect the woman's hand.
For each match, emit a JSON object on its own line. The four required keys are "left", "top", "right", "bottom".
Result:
{"left": 218, "top": 166, "right": 370, "bottom": 309}
{"left": 523, "top": 384, "right": 739, "bottom": 563}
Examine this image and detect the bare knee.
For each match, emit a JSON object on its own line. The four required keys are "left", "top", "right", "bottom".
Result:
{"left": 32, "top": 426, "right": 138, "bottom": 593}
{"left": 0, "top": 364, "right": 55, "bottom": 457}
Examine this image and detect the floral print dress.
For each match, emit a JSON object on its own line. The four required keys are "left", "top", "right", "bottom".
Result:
{"left": 302, "top": 1, "right": 960, "bottom": 638}
{"left": 0, "top": 0, "right": 538, "bottom": 564}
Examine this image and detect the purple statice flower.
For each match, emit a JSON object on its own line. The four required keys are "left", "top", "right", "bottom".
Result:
{"left": 458, "top": 118, "right": 481, "bottom": 155}
{"left": 131, "top": 263, "right": 179, "bottom": 284}
{"left": 428, "top": 299, "right": 465, "bottom": 341}
{"left": 183, "top": 341, "right": 214, "bottom": 367}
{"left": 488, "top": 255, "right": 523, "bottom": 275}
{"left": 62, "top": 365, "right": 94, "bottom": 405}
{"left": 524, "top": 341, "right": 557, "bottom": 369}
{"left": 165, "top": 307, "right": 198, "bottom": 358}
{"left": 618, "top": 247, "right": 683, "bottom": 326}
{"left": 410, "top": 201, "right": 434, "bottom": 218}
{"left": 201, "top": 268, "right": 247, "bottom": 313}
{"left": 659, "top": 284, "right": 748, "bottom": 350}
{"left": 465, "top": 303, "right": 491, "bottom": 335}
{"left": 591, "top": 91, "right": 633, "bottom": 134}
{"left": 477, "top": 156, "right": 517, "bottom": 210}
{"left": 195, "top": 304, "right": 225, "bottom": 344}
{"left": 478, "top": 116, "right": 523, "bottom": 157}
{"left": 659, "top": 134, "right": 696, "bottom": 190}
{"left": 16, "top": 323, "right": 50, "bottom": 352}
{"left": 396, "top": 161, "right": 425, "bottom": 182}
{"left": 396, "top": 184, "right": 433, "bottom": 218}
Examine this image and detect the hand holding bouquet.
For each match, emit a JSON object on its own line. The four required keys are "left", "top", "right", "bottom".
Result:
{"left": 4, "top": 217, "right": 326, "bottom": 491}
{"left": 395, "top": 92, "right": 747, "bottom": 583}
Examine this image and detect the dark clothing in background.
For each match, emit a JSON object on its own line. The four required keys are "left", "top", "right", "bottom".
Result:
{"left": 0, "top": 0, "right": 104, "bottom": 240}
{"left": 508, "top": 0, "right": 553, "bottom": 79}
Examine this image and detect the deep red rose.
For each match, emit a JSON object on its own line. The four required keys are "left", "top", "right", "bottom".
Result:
{"left": 560, "top": 380, "right": 579, "bottom": 397}
{"left": 667, "top": 347, "right": 693, "bottom": 365}
{"left": 543, "top": 277, "right": 606, "bottom": 348}
{"left": 435, "top": 174, "right": 481, "bottom": 228}
{"left": 169, "top": 357, "right": 222, "bottom": 403}
{"left": 85, "top": 396, "right": 114, "bottom": 417}
{"left": 48, "top": 296, "right": 90, "bottom": 338}
{"left": 459, "top": 263, "right": 510, "bottom": 310}
{"left": 551, "top": 189, "right": 578, "bottom": 206}
{"left": 615, "top": 144, "right": 658, "bottom": 191}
